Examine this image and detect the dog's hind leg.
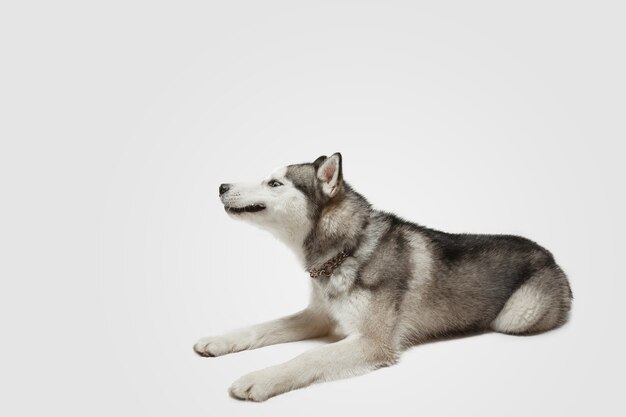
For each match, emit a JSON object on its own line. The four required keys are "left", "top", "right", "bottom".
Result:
{"left": 193, "top": 308, "right": 330, "bottom": 357}
{"left": 491, "top": 265, "right": 572, "bottom": 335}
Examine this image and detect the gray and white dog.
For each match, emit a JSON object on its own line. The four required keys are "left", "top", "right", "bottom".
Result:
{"left": 194, "top": 153, "right": 572, "bottom": 401}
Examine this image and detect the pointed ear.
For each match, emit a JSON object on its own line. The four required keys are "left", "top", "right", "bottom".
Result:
{"left": 316, "top": 152, "right": 343, "bottom": 197}
{"left": 312, "top": 155, "right": 327, "bottom": 168}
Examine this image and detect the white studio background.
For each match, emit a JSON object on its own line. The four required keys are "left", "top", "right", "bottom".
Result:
{"left": 1, "top": 1, "right": 624, "bottom": 416}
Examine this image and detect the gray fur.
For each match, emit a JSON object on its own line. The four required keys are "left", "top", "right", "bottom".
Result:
{"left": 194, "top": 153, "right": 573, "bottom": 401}
{"left": 285, "top": 157, "right": 572, "bottom": 340}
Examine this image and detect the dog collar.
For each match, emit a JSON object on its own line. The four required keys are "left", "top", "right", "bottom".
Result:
{"left": 309, "top": 250, "right": 350, "bottom": 279}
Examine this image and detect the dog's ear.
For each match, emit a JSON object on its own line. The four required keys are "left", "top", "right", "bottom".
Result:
{"left": 313, "top": 155, "right": 327, "bottom": 168}
{"left": 316, "top": 152, "right": 343, "bottom": 197}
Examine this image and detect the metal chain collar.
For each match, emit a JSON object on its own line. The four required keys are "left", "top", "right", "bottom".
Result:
{"left": 309, "top": 250, "right": 350, "bottom": 279}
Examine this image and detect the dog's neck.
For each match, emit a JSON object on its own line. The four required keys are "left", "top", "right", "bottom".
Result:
{"left": 266, "top": 222, "right": 310, "bottom": 265}
{"left": 302, "top": 186, "right": 370, "bottom": 270}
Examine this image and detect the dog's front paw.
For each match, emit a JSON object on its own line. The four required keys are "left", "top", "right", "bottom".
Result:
{"left": 229, "top": 368, "right": 290, "bottom": 402}
{"left": 193, "top": 336, "right": 245, "bottom": 357}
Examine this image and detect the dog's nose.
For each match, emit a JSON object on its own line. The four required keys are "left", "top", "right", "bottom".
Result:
{"left": 219, "top": 184, "right": 230, "bottom": 196}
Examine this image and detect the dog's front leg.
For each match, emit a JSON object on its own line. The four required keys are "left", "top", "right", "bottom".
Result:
{"left": 229, "top": 335, "right": 397, "bottom": 401}
{"left": 193, "top": 308, "right": 329, "bottom": 357}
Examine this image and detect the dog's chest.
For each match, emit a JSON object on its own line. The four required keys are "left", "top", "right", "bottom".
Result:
{"left": 315, "top": 266, "right": 369, "bottom": 336}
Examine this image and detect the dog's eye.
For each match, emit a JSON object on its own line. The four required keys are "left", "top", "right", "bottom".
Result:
{"left": 268, "top": 180, "right": 283, "bottom": 187}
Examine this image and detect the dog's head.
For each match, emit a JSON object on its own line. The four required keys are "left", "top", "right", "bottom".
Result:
{"left": 219, "top": 153, "right": 344, "bottom": 251}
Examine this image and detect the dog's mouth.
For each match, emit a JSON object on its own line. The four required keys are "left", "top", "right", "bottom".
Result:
{"left": 224, "top": 203, "right": 267, "bottom": 214}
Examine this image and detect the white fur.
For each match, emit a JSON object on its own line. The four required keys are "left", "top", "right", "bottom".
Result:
{"left": 194, "top": 309, "right": 329, "bottom": 358}
{"left": 221, "top": 166, "right": 312, "bottom": 263}
{"left": 228, "top": 335, "right": 376, "bottom": 401}
{"left": 491, "top": 284, "right": 548, "bottom": 333}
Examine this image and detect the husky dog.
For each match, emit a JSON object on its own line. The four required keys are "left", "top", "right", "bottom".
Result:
{"left": 194, "top": 153, "right": 572, "bottom": 401}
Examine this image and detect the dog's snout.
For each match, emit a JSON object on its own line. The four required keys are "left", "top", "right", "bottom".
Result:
{"left": 219, "top": 183, "right": 231, "bottom": 196}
